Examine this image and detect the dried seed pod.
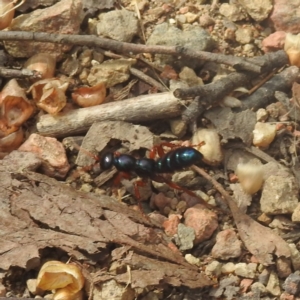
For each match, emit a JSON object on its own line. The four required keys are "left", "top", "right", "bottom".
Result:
{"left": 253, "top": 122, "right": 276, "bottom": 148}
{"left": 0, "top": 126, "right": 23, "bottom": 153}
{"left": 191, "top": 128, "right": 223, "bottom": 165}
{"left": 0, "top": 0, "right": 15, "bottom": 30}
{"left": 25, "top": 53, "right": 56, "bottom": 81}
{"left": 236, "top": 160, "right": 264, "bottom": 195}
{"left": 28, "top": 78, "right": 69, "bottom": 114}
{"left": 0, "top": 79, "right": 34, "bottom": 127}
{"left": 36, "top": 261, "right": 84, "bottom": 300}
{"left": 72, "top": 82, "right": 106, "bottom": 107}
{"left": 284, "top": 33, "right": 300, "bottom": 67}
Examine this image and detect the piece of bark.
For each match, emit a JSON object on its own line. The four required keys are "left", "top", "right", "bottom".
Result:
{"left": 35, "top": 92, "right": 183, "bottom": 137}
{"left": 0, "top": 151, "right": 214, "bottom": 289}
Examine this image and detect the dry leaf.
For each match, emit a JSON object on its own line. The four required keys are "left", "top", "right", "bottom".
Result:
{"left": 36, "top": 260, "right": 84, "bottom": 300}
{"left": 72, "top": 82, "right": 106, "bottom": 107}
{"left": 204, "top": 107, "right": 256, "bottom": 145}
{"left": 0, "top": 79, "right": 34, "bottom": 128}
{"left": 29, "top": 78, "right": 69, "bottom": 115}
{"left": 25, "top": 53, "right": 56, "bottom": 81}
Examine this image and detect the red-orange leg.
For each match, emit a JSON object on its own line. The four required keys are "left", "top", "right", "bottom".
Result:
{"left": 149, "top": 142, "right": 181, "bottom": 159}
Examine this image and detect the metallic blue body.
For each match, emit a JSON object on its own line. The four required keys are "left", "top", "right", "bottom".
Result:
{"left": 100, "top": 147, "right": 203, "bottom": 177}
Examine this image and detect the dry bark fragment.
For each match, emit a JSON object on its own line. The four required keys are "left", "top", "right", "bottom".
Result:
{"left": 0, "top": 151, "right": 213, "bottom": 289}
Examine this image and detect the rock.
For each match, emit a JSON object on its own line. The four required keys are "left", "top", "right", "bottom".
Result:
{"left": 199, "top": 14, "right": 215, "bottom": 27}
{"left": 276, "top": 257, "right": 292, "bottom": 278}
{"left": 240, "top": 278, "right": 253, "bottom": 293}
{"left": 172, "top": 170, "right": 196, "bottom": 187}
{"left": 205, "top": 260, "right": 223, "bottom": 277}
{"left": 163, "top": 214, "right": 181, "bottom": 236}
{"left": 221, "top": 262, "right": 235, "bottom": 274}
{"left": 251, "top": 282, "right": 268, "bottom": 295}
{"left": 289, "top": 244, "right": 300, "bottom": 271}
{"left": 4, "top": 0, "right": 83, "bottom": 59}
{"left": 260, "top": 174, "right": 299, "bottom": 215}
{"left": 257, "top": 213, "right": 272, "bottom": 225}
{"left": 174, "top": 223, "right": 195, "bottom": 251}
{"left": 237, "top": 0, "right": 273, "bottom": 22}
{"left": 146, "top": 23, "right": 216, "bottom": 68}
{"left": 258, "top": 269, "right": 270, "bottom": 285}
{"left": 185, "top": 12, "right": 198, "bottom": 24}
{"left": 256, "top": 108, "right": 269, "bottom": 122}
{"left": 280, "top": 292, "right": 295, "bottom": 300}
{"left": 209, "top": 276, "right": 240, "bottom": 298}
{"left": 185, "top": 254, "right": 200, "bottom": 266}
{"left": 234, "top": 263, "right": 257, "bottom": 279}
{"left": 270, "top": 0, "right": 300, "bottom": 33}
{"left": 266, "top": 271, "right": 281, "bottom": 297}
{"left": 150, "top": 193, "right": 173, "bottom": 214}
{"left": 95, "top": 9, "right": 138, "bottom": 42}
{"left": 262, "top": 31, "right": 286, "bottom": 53}
{"left": 292, "top": 203, "right": 300, "bottom": 222}
{"left": 93, "top": 279, "right": 135, "bottom": 300}
{"left": 184, "top": 204, "right": 218, "bottom": 244}
{"left": 179, "top": 67, "right": 203, "bottom": 87}
{"left": 211, "top": 229, "right": 242, "bottom": 260}
{"left": 283, "top": 273, "right": 300, "bottom": 295}
{"left": 219, "top": 3, "right": 247, "bottom": 22}
{"left": 18, "top": 134, "right": 70, "bottom": 179}
{"left": 87, "top": 58, "right": 136, "bottom": 87}
{"left": 169, "top": 118, "right": 187, "bottom": 138}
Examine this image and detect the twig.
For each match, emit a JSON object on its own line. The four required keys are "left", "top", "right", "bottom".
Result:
{"left": 178, "top": 50, "right": 289, "bottom": 124}
{"left": 129, "top": 67, "right": 167, "bottom": 92}
{"left": 180, "top": 72, "right": 250, "bottom": 124}
{"left": 0, "top": 31, "right": 269, "bottom": 73}
{"left": 34, "top": 92, "right": 183, "bottom": 137}
{"left": 239, "top": 66, "right": 300, "bottom": 111}
{"left": 0, "top": 67, "right": 41, "bottom": 79}
{"left": 175, "top": 50, "right": 288, "bottom": 100}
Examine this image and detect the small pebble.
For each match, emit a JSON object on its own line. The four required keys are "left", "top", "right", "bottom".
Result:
{"left": 185, "top": 254, "right": 200, "bottom": 266}
{"left": 234, "top": 263, "right": 257, "bottom": 279}
{"left": 251, "top": 282, "right": 268, "bottom": 295}
{"left": 283, "top": 273, "right": 300, "bottom": 295}
{"left": 221, "top": 262, "right": 236, "bottom": 274}
{"left": 205, "top": 260, "right": 223, "bottom": 277}
{"left": 266, "top": 271, "right": 281, "bottom": 296}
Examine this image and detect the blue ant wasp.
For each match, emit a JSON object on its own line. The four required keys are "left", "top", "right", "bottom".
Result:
{"left": 98, "top": 142, "right": 214, "bottom": 210}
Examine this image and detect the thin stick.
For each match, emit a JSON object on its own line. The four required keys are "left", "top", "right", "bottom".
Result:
{"left": 0, "top": 31, "right": 268, "bottom": 73}
{"left": 0, "top": 67, "right": 41, "bottom": 79}
{"left": 129, "top": 67, "right": 167, "bottom": 92}
{"left": 35, "top": 92, "right": 183, "bottom": 137}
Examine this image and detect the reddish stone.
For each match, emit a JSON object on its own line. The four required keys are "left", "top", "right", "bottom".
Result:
{"left": 270, "top": 0, "right": 300, "bottom": 33}
{"left": 184, "top": 204, "right": 218, "bottom": 244}
{"left": 163, "top": 214, "right": 181, "bottom": 236}
{"left": 211, "top": 229, "right": 242, "bottom": 260}
{"left": 262, "top": 31, "right": 286, "bottom": 52}
{"left": 240, "top": 278, "right": 254, "bottom": 293}
{"left": 19, "top": 133, "right": 70, "bottom": 178}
